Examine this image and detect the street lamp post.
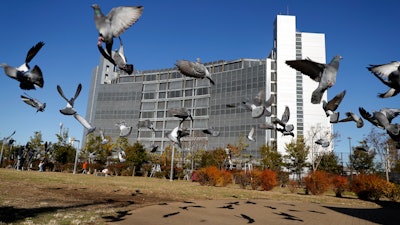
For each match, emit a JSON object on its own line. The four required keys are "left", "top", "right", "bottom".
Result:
{"left": 348, "top": 137, "right": 352, "bottom": 180}
{"left": 170, "top": 145, "right": 175, "bottom": 181}
{"left": 0, "top": 131, "right": 16, "bottom": 167}
{"left": 73, "top": 139, "right": 80, "bottom": 174}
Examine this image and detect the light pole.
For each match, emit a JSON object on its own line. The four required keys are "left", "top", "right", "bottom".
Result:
{"left": 73, "top": 139, "right": 80, "bottom": 174}
{"left": 0, "top": 130, "right": 16, "bottom": 167}
{"left": 348, "top": 137, "right": 352, "bottom": 179}
{"left": 170, "top": 145, "right": 175, "bottom": 181}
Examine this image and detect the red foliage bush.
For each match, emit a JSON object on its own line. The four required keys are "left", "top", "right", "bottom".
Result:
{"left": 304, "top": 171, "right": 331, "bottom": 195}
{"left": 331, "top": 175, "right": 348, "bottom": 197}
{"left": 350, "top": 174, "right": 399, "bottom": 200}
{"left": 259, "top": 169, "right": 278, "bottom": 191}
{"left": 196, "top": 166, "right": 232, "bottom": 186}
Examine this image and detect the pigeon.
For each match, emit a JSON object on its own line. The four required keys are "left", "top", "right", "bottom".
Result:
{"left": 167, "top": 108, "right": 193, "bottom": 122}
{"left": 1, "top": 42, "right": 45, "bottom": 90}
{"left": 259, "top": 122, "right": 294, "bottom": 137}
{"left": 167, "top": 124, "right": 190, "bottom": 149}
{"left": 322, "top": 90, "right": 346, "bottom": 123}
{"left": 273, "top": 106, "right": 294, "bottom": 132}
{"left": 137, "top": 119, "right": 155, "bottom": 131}
{"left": 359, "top": 107, "right": 400, "bottom": 135}
{"left": 150, "top": 144, "right": 159, "bottom": 153}
{"left": 247, "top": 127, "right": 256, "bottom": 142}
{"left": 73, "top": 113, "right": 96, "bottom": 134}
{"left": 115, "top": 121, "right": 132, "bottom": 137}
{"left": 286, "top": 55, "right": 342, "bottom": 104}
{"left": 227, "top": 97, "right": 270, "bottom": 118}
{"left": 175, "top": 58, "right": 215, "bottom": 85}
{"left": 367, "top": 61, "right": 400, "bottom": 98}
{"left": 117, "top": 149, "right": 126, "bottom": 162}
{"left": 202, "top": 127, "right": 220, "bottom": 137}
{"left": 315, "top": 138, "right": 330, "bottom": 148}
{"left": 57, "top": 83, "right": 82, "bottom": 115}
{"left": 253, "top": 90, "right": 275, "bottom": 116}
{"left": 20, "top": 94, "right": 46, "bottom": 112}
{"left": 92, "top": 4, "right": 144, "bottom": 58}
{"left": 98, "top": 36, "right": 134, "bottom": 75}
{"left": 338, "top": 111, "right": 364, "bottom": 128}
{"left": 99, "top": 129, "right": 109, "bottom": 145}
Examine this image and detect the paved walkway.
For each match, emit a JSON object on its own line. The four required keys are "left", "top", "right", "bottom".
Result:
{"left": 109, "top": 199, "right": 399, "bottom": 225}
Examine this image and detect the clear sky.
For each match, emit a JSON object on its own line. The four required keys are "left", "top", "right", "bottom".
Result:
{"left": 0, "top": 0, "right": 399, "bottom": 161}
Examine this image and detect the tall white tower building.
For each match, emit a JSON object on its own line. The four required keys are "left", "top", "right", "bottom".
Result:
{"left": 267, "top": 15, "right": 333, "bottom": 156}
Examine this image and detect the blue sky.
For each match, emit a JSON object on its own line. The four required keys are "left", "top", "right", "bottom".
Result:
{"left": 0, "top": 0, "right": 399, "bottom": 160}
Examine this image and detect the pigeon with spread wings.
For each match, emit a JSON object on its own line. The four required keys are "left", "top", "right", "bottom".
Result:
{"left": 57, "top": 83, "right": 82, "bottom": 115}
{"left": 21, "top": 94, "right": 46, "bottom": 112}
{"left": 176, "top": 58, "right": 215, "bottom": 85}
{"left": 367, "top": 61, "right": 400, "bottom": 98}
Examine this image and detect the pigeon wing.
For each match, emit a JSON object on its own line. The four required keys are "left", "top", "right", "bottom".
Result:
{"left": 73, "top": 83, "right": 82, "bottom": 102}
{"left": 367, "top": 61, "right": 400, "bottom": 77}
{"left": 285, "top": 58, "right": 325, "bottom": 82}
{"left": 281, "top": 106, "right": 290, "bottom": 123}
{"left": 57, "top": 85, "right": 69, "bottom": 102}
{"left": 381, "top": 108, "right": 400, "bottom": 123}
{"left": 21, "top": 95, "right": 38, "bottom": 108}
{"left": 359, "top": 107, "right": 379, "bottom": 127}
{"left": 29, "top": 65, "right": 44, "bottom": 88}
{"left": 25, "top": 42, "right": 45, "bottom": 64}
{"left": 324, "top": 90, "right": 346, "bottom": 112}
{"left": 108, "top": 6, "right": 144, "bottom": 37}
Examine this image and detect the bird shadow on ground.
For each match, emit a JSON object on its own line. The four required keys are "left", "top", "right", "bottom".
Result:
{"left": 324, "top": 200, "right": 400, "bottom": 225}
{"left": 0, "top": 200, "right": 134, "bottom": 224}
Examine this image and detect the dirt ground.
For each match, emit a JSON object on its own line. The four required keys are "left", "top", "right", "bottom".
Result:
{"left": 0, "top": 172, "right": 173, "bottom": 224}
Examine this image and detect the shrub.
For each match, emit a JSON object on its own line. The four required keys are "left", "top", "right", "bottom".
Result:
{"left": 351, "top": 174, "right": 389, "bottom": 200}
{"left": 249, "top": 169, "right": 263, "bottom": 190}
{"left": 218, "top": 169, "right": 233, "bottom": 187}
{"left": 304, "top": 171, "right": 331, "bottom": 195}
{"left": 259, "top": 169, "right": 278, "bottom": 191}
{"left": 196, "top": 166, "right": 220, "bottom": 186}
{"left": 233, "top": 171, "right": 250, "bottom": 189}
{"left": 331, "top": 175, "right": 348, "bottom": 197}
{"left": 287, "top": 180, "right": 299, "bottom": 193}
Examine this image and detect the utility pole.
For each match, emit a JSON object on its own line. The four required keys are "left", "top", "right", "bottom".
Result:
{"left": 348, "top": 137, "right": 352, "bottom": 180}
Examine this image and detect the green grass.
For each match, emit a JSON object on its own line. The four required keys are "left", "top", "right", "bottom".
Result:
{"left": 0, "top": 169, "right": 378, "bottom": 224}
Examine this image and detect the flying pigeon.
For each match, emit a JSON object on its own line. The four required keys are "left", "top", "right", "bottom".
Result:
{"left": 73, "top": 113, "right": 96, "bottom": 134}
{"left": 20, "top": 94, "right": 46, "bottom": 112}
{"left": 175, "top": 58, "right": 215, "bottom": 85}
{"left": 258, "top": 122, "right": 294, "bottom": 137}
{"left": 115, "top": 121, "right": 132, "bottom": 137}
{"left": 367, "top": 61, "right": 400, "bottom": 98}
{"left": 57, "top": 83, "right": 82, "bottom": 115}
{"left": 359, "top": 107, "right": 400, "bottom": 135}
{"left": 286, "top": 55, "right": 342, "bottom": 104}
{"left": 99, "top": 129, "right": 109, "bottom": 145}
{"left": 253, "top": 90, "right": 275, "bottom": 116}
{"left": 167, "top": 108, "right": 193, "bottom": 122}
{"left": 315, "top": 138, "right": 330, "bottom": 148}
{"left": 150, "top": 144, "right": 159, "bottom": 153}
{"left": 338, "top": 111, "right": 364, "bottom": 128}
{"left": 322, "top": 90, "right": 346, "bottom": 123}
{"left": 92, "top": 4, "right": 144, "bottom": 58}
{"left": 167, "top": 124, "right": 190, "bottom": 149}
{"left": 202, "top": 127, "right": 220, "bottom": 137}
{"left": 137, "top": 119, "right": 155, "bottom": 131}
{"left": 273, "top": 106, "right": 294, "bottom": 133}
{"left": 98, "top": 36, "right": 134, "bottom": 75}
{"left": 226, "top": 92, "right": 274, "bottom": 118}
{"left": 117, "top": 149, "right": 126, "bottom": 162}
{"left": 246, "top": 127, "right": 256, "bottom": 142}
{"left": 1, "top": 41, "right": 45, "bottom": 90}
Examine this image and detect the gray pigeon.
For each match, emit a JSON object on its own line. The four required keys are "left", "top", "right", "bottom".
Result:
{"left": 359, "top": 107, "right": 400, "bottom": 135}
{"left": 1, "top": 42, "right": 45, "bottom": 90}
{"left": 21, "top": 94, "right": 46, "bottom": 112}
{"left": 73, "top": 113, "right": 96, "bottom": 135}
{"left": 286, "top": 55, "right": 342, "bottom": 104}
{"left": 367, "top": 61, "right": 400, "bottom": 98}
{"left": 137, "top": 119, "right": 155, "bottom": 131}
{"left": 167, "top": 108, "right": 193, "bottom": 122}
{"left": 99, "top": 129, "right": 109, "bottom": 145}
{"left": 246, "top": 127, "right": 256, "bottom": 142}
{"left": 273, "top": 106, "right": 294, "bottom": 132}
{"left": 202, "top": 127, "right": 220, "bottom": 137}
{"left": 315, "top": 138, "right": 330, "bottom": 148}
{"left": 92, "top": 4, "right": 144, "bottom": 58}
{"left": 167, "top": 125, "right": 190, "bottom": 149}
{"left": 150, "top": 144, "right": 159, "bottom": 153}
{"left": 57, "top": 83, "right": 82, "bottom": 115}
{"left": 338, "top": 111, "right": 364, "bottom": 128}
{"left": 175, "top": 58, "right": 215, "bottom": 85}
{"left": 322, "top": 90, "right": 346, "bottom": 123}
{"left": 98, "top": 36, "right": 133, "bottom": 75}
{"left": 115, "top": 121, "right": 132, "bottom": 137}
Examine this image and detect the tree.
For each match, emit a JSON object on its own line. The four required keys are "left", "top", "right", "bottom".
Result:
{"left": 284, "top": 135, "right": 310, "bottom": 183}
{"left": 200, "top": 148, "right": 226, "bottom": 169}
{"left": 317, "top": 151, "right": 342, "bottom": 175}
{"left": 125, "top": 142, "right": 148, "bottom": 176}
{"left": 350, "top": 144, "right": 375, "bottom": 174}
{"left": 259, "top": 142, "right": 283, "bottom": 171}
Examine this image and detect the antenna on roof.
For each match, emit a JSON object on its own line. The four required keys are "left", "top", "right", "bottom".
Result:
{"left": 286, "top": 5, "right": 289, "bottom": 15}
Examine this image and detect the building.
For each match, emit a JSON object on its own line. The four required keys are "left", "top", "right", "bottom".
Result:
{"left": 84, "top": 14, "right": 332, "bottom": 161}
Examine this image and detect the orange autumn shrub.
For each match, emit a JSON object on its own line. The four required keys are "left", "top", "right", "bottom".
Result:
{"left": 217, "top": 169, "right": 233, "bottom": 187}
{"left": 196, "top": 166, "right": 232, "bottom": 186}
{"left": 249, "top": 169, "right": 263, "bottom": 190}
{"left": 350, "top": 174, "right": 399, "bottom": 200}
{"left": 259, "top": 169, "right": 278, "bottom": 191}
{"left": 331, "top": 175, "right": 348, "bottom": 197}
{"left": 304, "top": 171, "right": 331, "bottom": 195}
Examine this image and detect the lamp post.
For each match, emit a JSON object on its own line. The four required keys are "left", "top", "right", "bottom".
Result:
{"left": 0, "top": 130, "right": 16, "bottom": 167}
{"left": 348, "top": 137, "right": 352, "bottom": 179}
{"left": 170, "top": 145, "right": 175, "bottom": 181}
{"left": 73, "top": 139, "right": 80, "bottom": 174}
